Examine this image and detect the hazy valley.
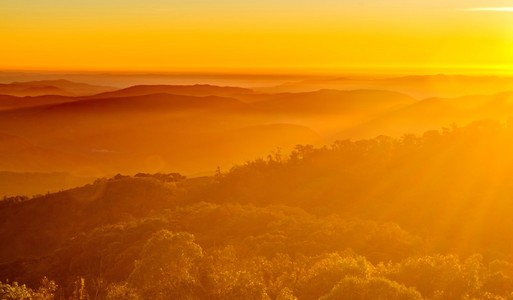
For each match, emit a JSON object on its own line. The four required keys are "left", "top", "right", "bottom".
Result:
{"left": 3, "top": 74, "right": 513, "bottom": 299}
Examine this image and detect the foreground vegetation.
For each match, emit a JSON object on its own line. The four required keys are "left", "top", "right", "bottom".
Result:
{"left": 3, "top": 120, "right": 513, "bottom": 299}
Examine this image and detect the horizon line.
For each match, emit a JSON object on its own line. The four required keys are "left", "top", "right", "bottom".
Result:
{"left": 2, "top": 65, "right": 513, "bottom": 76}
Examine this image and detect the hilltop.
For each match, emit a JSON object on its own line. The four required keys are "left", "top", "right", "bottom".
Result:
{"left": 3, "top": 122, "right": 513, "bottom": 299}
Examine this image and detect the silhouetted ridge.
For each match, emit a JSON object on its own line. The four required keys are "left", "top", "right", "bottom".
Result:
{"left": 0, "top": 176, "right": 180, "bottom": 260}
{"left": 0, "top": 94, "right": 81, "bottom": 110}
{"left": 338, "top": 90, "right": 513, "bottom": 138}
{"left": 90, "top": 84, "right": 254, "bottom": 99}
{"left": 254, "top": 89, "right": 415, "bottom": 114}
{"left": 3, "top": 122, "right": 513, "bottom": 299}
{"left": 0, "top": 79, "right": 115, "bottom": 97}
{"left": 42, "top": 93, "right": 253, "bottom": 114}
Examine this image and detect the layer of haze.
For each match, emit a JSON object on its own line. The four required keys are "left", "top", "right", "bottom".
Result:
{"left": 2, "top": 0, "right": 513, "bottom": 73}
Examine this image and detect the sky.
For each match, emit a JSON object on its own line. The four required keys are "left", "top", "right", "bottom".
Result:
{"left": 2, "top": 0, "right": 513, "bottom": 73}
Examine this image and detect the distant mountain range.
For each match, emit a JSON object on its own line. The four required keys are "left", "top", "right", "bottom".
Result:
{"left": 1, "top": 78, "right": 513, "bottom": 177}
{"left": 0, "top": 79, "right": 115, "bottom": 97}
{"left": 338, "top": 91, "right": 513, "bottom": 138}
{"left": 262, "top": 75, "right": 513, "bottom": 98}
{"left": 88, "top": 84, "right": 253, "bottom": 99}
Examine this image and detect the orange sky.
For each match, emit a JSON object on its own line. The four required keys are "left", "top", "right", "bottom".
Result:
{"left": 2, "top": 0, "right": 513, "bottom": 73}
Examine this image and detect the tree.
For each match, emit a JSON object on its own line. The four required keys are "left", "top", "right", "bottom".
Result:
{"left": 320, "top": 276, "right": 423, "bottom": 300}
{"left": 128, "top": 230, "right": 203, "bottom": 300}
{"left": 33, "top": 277, "right": 58, "bottom": 300}
{"left": 0, "top": 281, "right": 33, "bottom": 300}
{"left": 104, "top": 283, "right": 141, "bottom": 300}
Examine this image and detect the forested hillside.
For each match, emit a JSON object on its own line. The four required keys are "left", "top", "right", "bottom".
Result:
{"left": 3, "top": 120, "right": 513, "bottom": 299}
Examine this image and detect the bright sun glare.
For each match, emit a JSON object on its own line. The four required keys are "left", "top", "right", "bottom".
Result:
{"left": 466, "top": 7, "right": 513, "bottom": 11}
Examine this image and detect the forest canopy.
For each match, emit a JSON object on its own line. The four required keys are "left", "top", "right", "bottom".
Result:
{"left": 2, "top": 120, "right": 513, "bottom": 299}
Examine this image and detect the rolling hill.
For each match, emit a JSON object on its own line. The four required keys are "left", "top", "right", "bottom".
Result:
{"left": 89, "top": 84, "right": 254, "bottom": 99}
{"left": 338, "top": 91, "right": 513, "bottom": 138}
{"left": 252, "top": 89, "right": 415, "bottom": 115}
{"left": 0, "top": 94, "right": 83, "bottom": 110}
{"left": 6, "top": 79, "right": 513, "bottom": 177}
{"left": 0, "top": 132, "right": 89, "bottom": 172}
{"left": 264, "top": 75, "right": 513, "bottom": 99}
{"left": 0, "top": 91, "right": 322, "bottom": 174}
{"left": 0, "top": 80, "right": 115, "bottom": 97}
{"left": 3, "top": 123, "right": 513, "bottom": 299}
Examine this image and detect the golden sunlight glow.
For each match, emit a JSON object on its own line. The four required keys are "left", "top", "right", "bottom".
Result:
{"left": 466, "top": 7, "right": 513, "bottom": 11}
{"left": 1, "top": 0, "right": 513, "bottom": 73}
{"left": 5, "top": 1, "right": 513, "bottom": 299}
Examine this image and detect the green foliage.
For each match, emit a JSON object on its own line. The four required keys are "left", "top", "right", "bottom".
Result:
{"left": 0, "top": 277, "right": 57, "bottom": 300}
{"left": 200, "top": 247, "right": 271, "bottom": 300}
{"left": 276, "top": 287, "right": 298, "bottom": 300}
{"left": 298, "top": 253, "right": 375, "bottom": 300}
{"left": 70, "top": 278, "right": 88, "bottom": 300}
{"left": 0, "top": 281, "right": 33, "bottom": 300}
{"left": 33, "top": 277, "right": 58, "bottom": 300}
{"left": 104, "top": 283, "right": 141, "bottom": 300}
{"left": 128, "top": 230, "right": 203, "bottom": 300}
{"left": 385, "top": 255, "right": 484, "bottom": 299}
{"left": 320, "top": 276, "right": 424, "bottom": 300}
{"left": 134, "top": 172, "right": 186, "bottom": 183}
{"left": 5, "top": 122, "right": 513, "bottom": 298}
